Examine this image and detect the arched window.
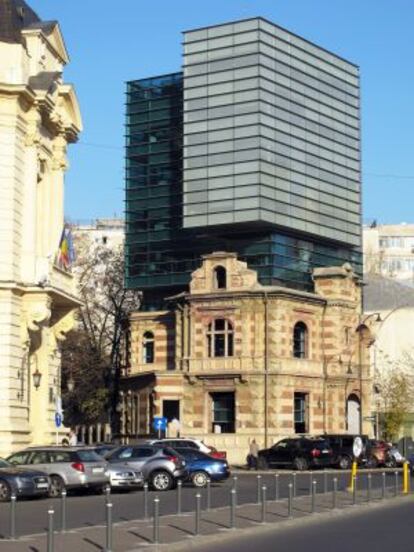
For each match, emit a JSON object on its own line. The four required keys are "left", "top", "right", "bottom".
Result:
{"left": 213, "top": 266, "right": 227, "bottom": 289}
{"left": 142, "top": 331, "right": 154, "bottom": 364}
{"left": 207, "top": 319, "right": 233, "bottom": 357}
{"left": 293, "top": 322, "right": 308, "bottom": 359}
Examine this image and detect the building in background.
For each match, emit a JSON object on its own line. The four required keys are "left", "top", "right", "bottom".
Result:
{"left": 125, "top": 18, "right": 362, "bottom": 309}
{"left": 0, "top": 0, "right": 82, "bottom": 454}
{"left": 71, "top": 218, "right": 125, "bottom": 252}
{"left": 122, "top": 253, "right": 371, "bottom": 463}
{"left": 364, "top": 223, "right": 414, "bottom": 283}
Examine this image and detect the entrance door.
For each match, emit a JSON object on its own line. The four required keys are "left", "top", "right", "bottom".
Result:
{"left": 347, "top": 394, "right": 361, "bottom": 434}
{"left": 163, "top": 400, "right": 180, "bottom": 422}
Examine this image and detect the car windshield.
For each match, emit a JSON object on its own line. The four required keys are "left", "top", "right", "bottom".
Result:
{"left": 0, "top": 458, "right": 10, "bottom": 468}
{"left": 76, "top": 450, "right": 103, "bottom": 462}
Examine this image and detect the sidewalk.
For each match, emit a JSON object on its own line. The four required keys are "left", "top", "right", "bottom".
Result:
{"left": 0, "top": 486, "right": 411, "bottom": 551}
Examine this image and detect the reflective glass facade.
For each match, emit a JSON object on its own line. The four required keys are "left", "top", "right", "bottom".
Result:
{"left": 125, "top": 19, "right": 362, "bottom": 308}
{"left": 183, "top": 18, "right": 361, "bottom": 247}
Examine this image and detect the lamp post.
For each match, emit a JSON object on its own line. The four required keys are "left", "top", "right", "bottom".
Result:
{"left": 357, "top": 312, "right": 381, "bottom": 435}
{"left": 32, "top": 368, "right": 42, "bottom": 389}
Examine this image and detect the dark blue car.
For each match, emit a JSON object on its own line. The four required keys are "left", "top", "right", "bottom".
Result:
{"left": 174, "top": 448, "right": 230, "bottom": 487}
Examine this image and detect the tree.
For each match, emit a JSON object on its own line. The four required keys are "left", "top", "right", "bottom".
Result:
{"left": 61, "top": 240, "right": 140, "bottom": 432}
{"left": 375, "top": 350, "right": 414, "bottom": 442}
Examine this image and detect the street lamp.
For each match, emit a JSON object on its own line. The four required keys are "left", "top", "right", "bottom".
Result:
{"left": 32, "top": 368, "right": 42, "bottom": 389}
{"left": 67, "top": 375, "right": 75, "bottom": 393}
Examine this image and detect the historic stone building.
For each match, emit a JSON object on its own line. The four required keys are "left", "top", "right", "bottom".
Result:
{"left": 0, "top": 1, "right": 82, "bottom": 454}
{"left": 122, "top": 252, "right": 373, "bottom": 463}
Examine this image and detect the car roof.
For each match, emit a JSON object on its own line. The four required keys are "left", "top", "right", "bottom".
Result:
{"left": 19, "top": 446, "right": 97, "bottom": 452}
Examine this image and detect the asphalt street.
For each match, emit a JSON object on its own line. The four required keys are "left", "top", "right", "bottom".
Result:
{"left": 196, "top": 498, "right": 414, "bottom": 552}
{"left": 0, "top": 470, "right": 404, "bottom": 539}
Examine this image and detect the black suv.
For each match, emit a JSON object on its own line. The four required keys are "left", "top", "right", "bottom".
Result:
{"left": 317, "top": 434, "right": 369, "bottom": 469}
{"left": 257, "top": 438, "right": 333, "bottom": 471}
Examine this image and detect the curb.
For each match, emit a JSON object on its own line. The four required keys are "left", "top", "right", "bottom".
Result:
{"left": 130, "top": 494, "right": 414, "bottom": 551}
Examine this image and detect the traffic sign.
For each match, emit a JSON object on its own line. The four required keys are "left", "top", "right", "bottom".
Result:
{"left": 55, "top": 412, "right": 62, "bottom": 428}
{"left": 152, "top": 417, "right": 168, "bottom": 432}
{"left": 353, "top": 436, "right": 363, "bottom": 458}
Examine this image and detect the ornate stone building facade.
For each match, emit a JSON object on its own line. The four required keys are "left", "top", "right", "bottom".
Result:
{"left": 122, "top": 252, "right": 373, "bottom": 463}
{"left": 0, "top": 1, "right": 82, "bottom": 454}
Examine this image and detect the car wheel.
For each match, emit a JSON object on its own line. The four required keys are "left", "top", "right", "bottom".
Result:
{"left": 0, "top": 479, "right": 11, "bottom": 502}
{"left": 293, "top": 457, "right": 308, "bottom": 471}
{"left": 257, "top": 457, "right": 269, "bottom": 470}
{"left": 49, "top": 475, "right": 65, "bottom": 498}
{"left": 192, "top": 471, "right": 209, "bottom": 488}
{"left": 338, "top": 455, "right": 352, "bottom": 470}
{"left": 385, "top": 456, "right": 397, "bottom": 469}
{"left": 150, "top": 470, "right": 173, "bottom": 491}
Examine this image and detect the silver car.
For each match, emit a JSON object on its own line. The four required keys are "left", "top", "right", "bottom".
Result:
{"left": 7, "top": 447, "right": 109, "bottom": 497}
{"left": 106, "top": 463, "right": 144, "bottom": 490}
{"left": 106, "top": 445, "right": 187, "bottom": 491}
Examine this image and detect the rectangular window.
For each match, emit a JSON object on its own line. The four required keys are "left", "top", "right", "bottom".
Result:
{"left": 294, "top": 392, "right": 308, "bottom": 433}
{"left": 211, "top": 392, "right": 235, "bottom": 433}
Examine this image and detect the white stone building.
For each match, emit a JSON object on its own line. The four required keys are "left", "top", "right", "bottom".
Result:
{"left": 0, "top": 0, "right": 82, "bottom": 454}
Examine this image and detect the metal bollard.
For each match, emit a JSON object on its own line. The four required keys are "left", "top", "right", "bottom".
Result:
{"left": 394, "top": 471, "right": 399, "bottom": 497}
{"left": 353, "top": 475, "right": 357, "bottom": 505}
{"left": 9, "top": 494, "right": 16, "bottom": 540}
{"left": 311, "top": 480, "right": 317, "bottom": 514}
{"left": 381, "top": 472, "right": 386, "bottom": 499}
{"left": 143, "top": 482, "right": 149, "bottom": 519}
{"left": 195, "top": 493, "right": 201, "bottom": 536}
{"left": 177, "top": 480, "right": 182, "bottom": 515}
{"left": 332, "top": 477, "right": 338, "bottom": 509}
{"left": 309, "top": 471, "right": 313, "bottom": 495}
{"left": 230, "top": 488, "right": 236, "bottom": 529}
{"left": 105, "top": 484, "right": 111, "bottom": 504}
{"left": 232, "top": 475, "right": 238, "bottom": 491}
{"left": 288, "top": 482, "right": 293, "bottom": 518}
{"left": 206, "top": 478, "right": 211, "bottom": 511}
{"left": 274, "top": 473, "right": 279, "bottom": 501}
{"left": 367, "top": 473, "right": 372, "bottom": 502}
{"left": 256, "top": 474, "right": 262, "bottom": 503}
{"left": 47, "top": 507, "right": 55, "bottom": 552}
{"left": 292, "top": 472, "right": 297, "bottom": 497}
{"left": 261, "top": 485, "right": 267, "bottom": 523}
{"left": 153, "top": 496, "right": 160, "bottom": 544}
{"left": 61, "top": 489, "right": 67, "bottom": 533}
{"left": 105, "top": 502, "right": 113, "bottom": 552}
{"left": 323, "top": 469, "right": 328, "bottom": 494}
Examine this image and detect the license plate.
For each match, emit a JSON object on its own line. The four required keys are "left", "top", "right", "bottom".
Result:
{"left": 36, "top": 482, "right": 48, "bottom": 488}
{"left": 93, "top": 467, "right": 104, "bottom": 474}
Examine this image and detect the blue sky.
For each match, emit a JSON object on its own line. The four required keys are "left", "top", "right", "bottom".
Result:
{"left": 31, "top": 0, "right": 414, "bottom": 224}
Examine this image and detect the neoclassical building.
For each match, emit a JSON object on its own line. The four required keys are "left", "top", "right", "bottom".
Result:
{"left": 0, "top": 1, "right": 82, "bottom": 454}
{"left": 122, "top": 252, "right": 373, "bottom": 463}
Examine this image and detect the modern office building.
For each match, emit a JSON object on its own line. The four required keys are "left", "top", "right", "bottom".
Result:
{"left": 125, "top": 18, "right": 361, "bottom": 308}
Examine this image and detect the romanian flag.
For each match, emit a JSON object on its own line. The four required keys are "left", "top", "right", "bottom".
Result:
{"left": 57, "top": 226, "right": 75, "bottom": 270}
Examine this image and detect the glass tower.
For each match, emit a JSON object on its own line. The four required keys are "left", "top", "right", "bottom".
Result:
{"left": 125, "top": 18, "right": 362, "bottom": 309}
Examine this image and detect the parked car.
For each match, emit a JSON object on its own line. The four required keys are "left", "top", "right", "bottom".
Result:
{"left": 93, "top": 444, "right": 118, "bottom": 458}
{"left": 173, "top": 447, "right": 230, "bottom": 487}
{"left": 317, "top": 434, "right": 370, "bottom": 469}
{"left": 105, "top": 445, "right": 187, "bottom": 491}
{"left": 366, "top": 440, "right": 405, "bottom": 468}
{"left": 257, "top": 438, "right": 333, "bottom": 471}
{"left": 6, "top": 447, "right": 109, "bottom": 497}
{"left": 106, "top": 463, "right": 144, "bottom": 490}
{"left": 0, "top": 457, "right": 49, "bottom": 502}
{"left": 146, "top": 438, "right": 227, "bottom": 460}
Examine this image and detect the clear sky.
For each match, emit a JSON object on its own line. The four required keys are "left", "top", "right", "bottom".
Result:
{"left": 31, "top": 0, "right": 414, "bottom": 225}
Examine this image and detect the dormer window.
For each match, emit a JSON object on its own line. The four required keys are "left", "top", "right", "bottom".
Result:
{"left": 213, "top": 266, "right": 227, "bottom": 289}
